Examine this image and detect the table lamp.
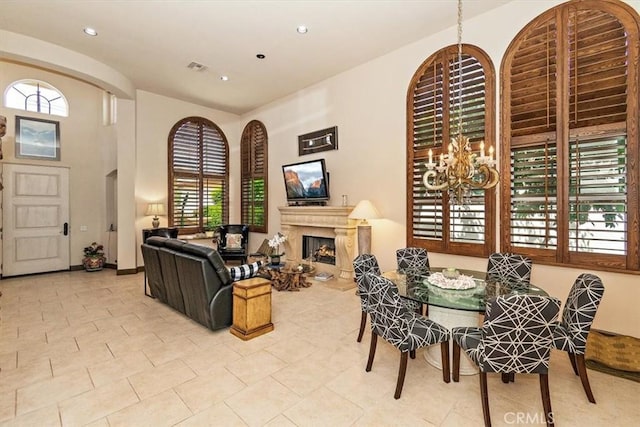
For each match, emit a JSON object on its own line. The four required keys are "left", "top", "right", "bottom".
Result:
{"left": 145, "top": 203, "right": 166, "bottom": 228}
{"left": 348, "top": 199, "right": 381, "bottom": 255}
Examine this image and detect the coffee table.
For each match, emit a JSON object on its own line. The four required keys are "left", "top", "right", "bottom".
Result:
{"left": 265, "top": 264, "right": 315, "bottom": 291}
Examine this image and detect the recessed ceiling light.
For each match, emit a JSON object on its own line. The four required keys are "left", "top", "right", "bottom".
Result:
{"left": 296, "top": 25, "right": 308, "bottom": 34}
{"left": 220, "top": 75, "right": 229, "bottom": 81}
{"left": 83, "top": 27, "right": 98, "bottom": 36}
{"left": 256, "top": 53, "right": 266, "bottom": 59}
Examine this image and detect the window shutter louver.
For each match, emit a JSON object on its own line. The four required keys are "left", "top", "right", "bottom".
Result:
{"left": 241, "top": 121, "right": 268, "bottom": 232}
{"left": 408, "top": 45, "right": 495, "bottom": 256}
{"left": 169, "top": 117, "right": 229, "bottom": 233}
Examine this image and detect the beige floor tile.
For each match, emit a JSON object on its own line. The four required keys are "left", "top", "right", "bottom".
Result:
{"left": 0, "top": 404, "right": 60, "bottom": 427}
{"left": 106, "top": 389, "right": 192, "bottom": 427}
{"left": 0, "top": 358, "right": 52, "bottom": 394}
{"left": 141, "top": 336, "right": 200, "bottom": 366}
{"left": 50, "top": 344, "right": 114, "bottom": 377}
{"left": 263, "top": 336, "right": 320, "bottom": 364}
{"left": 88, "top": 350, "right": 153, "bottom": 388}
{"left": 16, "top": 337, "right": 79, "bottom": 367}
{"left": 127, "top": 359, "right": 196, "bottom": 400}
{"left": 175, "top": 401, "right": 248, "bottom": 427}
{"left": 0, "top": 351, "right": 18, "bottom": 372}
{"left": 271, "top": 356, "right": 341, "bottom": 397}
{"left": 263, "top": 415, "right": 297, "bottom": 427}
{"left": 180, "top": 345, "right": 242, "bottom": 376}
{"left": 106, "top": 332, "right": 163, "bottom": 358}
{"left": 74, "top": 326, "right": 128, "bottom": 351}
{"left": 225, "top": 350, "right": 287, "bottom": 384}
{"left": 16, "top": 368, "right": 93, "bottom": 415}
{"left": 84, "top": 417, "right": 110, "bottom": 427}
{"left": 283, "top": 386, "right": 363, "bottom": 426}
{"left": 225, "top": 377, "right": 301, "bottom": 426}
{"left": 58, "top": 378, "right": 139, "bottom": 426}
{"left": 45, "top": 321, "right": 98, "bottom": 344}
{"left": 0, "top": 390, "right": 16, "bottom": 423}
{"left": 174, "top": 366, "right": 246, "bottom": 413}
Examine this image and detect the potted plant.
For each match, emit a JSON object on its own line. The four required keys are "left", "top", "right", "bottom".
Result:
{"left": 268, "top": 232, "right": 287, "bottom": 266}
{"left": 83, "top": 242, "right": 106, "bottom": 272}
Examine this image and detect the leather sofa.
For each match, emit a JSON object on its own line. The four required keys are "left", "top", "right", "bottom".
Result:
{"left": 141, "top": 236, "right": 234, "bottom": 330}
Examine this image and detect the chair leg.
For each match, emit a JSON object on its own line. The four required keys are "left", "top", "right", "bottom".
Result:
{"left": 452, "top": 341, "right": 461, "bottom": 382}
{"left": 509, "top": 372, "right": 515, "bottom": 382}
{"left": 501, "top": 373, "right": 510, "bottom": 383}
{"left": 366, "top": 332, "right": 377, "bottom": 372}
{"left": 575, "top": 354, "right": 596, "bottom": 403}
{"left": 539, "top": 373, "right": 554, "bottom": 427}
{"left": 410, "top": 349, "right": 416, "bottom": 359}
{"left": 394, "top": 351, "right": 409, "bottom": 399}
{"left": 441, "top": 341, "right": 450, "bottom": 383}
{"left": 567, "top": 351, "right": 579, "bottom": 376}
{"left": 357, "top": 311, "right": 367, "bottom": 343}
{"left": 479, "top": 372, "right": 492, "bottom": 427}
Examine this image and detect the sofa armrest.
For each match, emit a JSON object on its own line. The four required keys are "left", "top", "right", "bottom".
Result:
{"left": 209, "top": 284, "right": 233, "bottom": 330}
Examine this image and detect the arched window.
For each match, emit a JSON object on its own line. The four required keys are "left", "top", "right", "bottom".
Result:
{"left": 407, "top": 44, "right": 496, "bottom": 257}
{"left": 168, "top": 117, "right": 229, "bottom": 233}
{"left": 241, "top": 120, "right": 268, "bottom": 233}
{"left": 501, "top": 0, "right": 639, "bottom": 272}
{"left": 4, "top": 79, "right": 68, "bottom": 117}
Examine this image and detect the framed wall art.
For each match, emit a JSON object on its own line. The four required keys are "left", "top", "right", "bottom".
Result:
{"left": 298, "top": 126, "right": 338, "bottom": 156}
{"left": 15, "top": 116, "right": 60, "bottom": 161}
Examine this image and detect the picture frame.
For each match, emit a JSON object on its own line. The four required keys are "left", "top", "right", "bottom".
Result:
{"left": 298, "top": 126, "right": 338, "bottom": 156}
{"left": 15, "top": 116, "right": 60, "bottom": 161}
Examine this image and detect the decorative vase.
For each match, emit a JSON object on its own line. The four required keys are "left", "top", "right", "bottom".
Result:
{"left": 270, "top": 255, "right": 281, "bottom": 266}
{"left": 83, "top": 256, "right": 105, "bottom": 272}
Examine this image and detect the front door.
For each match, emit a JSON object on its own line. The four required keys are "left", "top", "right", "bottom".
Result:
{"left": 2, "top": 163, "right": 70, "bottom": 277}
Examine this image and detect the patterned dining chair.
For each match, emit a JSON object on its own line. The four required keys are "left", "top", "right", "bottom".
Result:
{"left": 486, "top": 252, "right": 532, "bottom": 284}
{"left": 395, "top": 247, "right": 429, "bottom": 315}
{"left": 553, "top": 273, "right": 605, "bottom": 404}
{"left": 452, "top": 294, "right": 561, "bottom": 427}
{"left": 364, "top": 273, "right": 450, "bottom": 399}
{"left": 353, "top": 254, "right": 381, "bottom": 343}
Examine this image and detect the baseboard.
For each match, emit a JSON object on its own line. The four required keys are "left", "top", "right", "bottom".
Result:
{"left": 117, "top": 268, "right": 138, "bottom": 275}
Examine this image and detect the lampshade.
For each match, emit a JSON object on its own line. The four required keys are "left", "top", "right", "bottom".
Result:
{"left": 145, "top": 203, "right": 166, "bottom": 217}
{"left": 348, "top": 200, "right": 381, "bottom": 220}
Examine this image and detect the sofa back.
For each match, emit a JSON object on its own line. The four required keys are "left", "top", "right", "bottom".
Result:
{"left": 140, "top": 241, "right": 167, "bottom": 303}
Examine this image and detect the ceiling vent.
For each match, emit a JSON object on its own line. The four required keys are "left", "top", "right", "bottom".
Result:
{"left": 187, "top": 61, "right": 207, "bottom": 71}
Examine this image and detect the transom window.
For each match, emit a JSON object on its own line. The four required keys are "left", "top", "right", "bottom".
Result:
{"left": 241, "top": 120, "right": 268, "bottom": 233}
{"left": 407, "top": 44, "right": 496, "bottom": 257}
{"left": 168, "top": 117, "right": 229, "bottom": 233}
{"left": 501, "top": 0, "right": 639, "bottom": 272}
{"left": 4, "top": 79, "right": 68, "bottom": 117}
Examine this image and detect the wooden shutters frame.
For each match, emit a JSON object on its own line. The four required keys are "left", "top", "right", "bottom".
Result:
{"left": 241, "top": 120, "right": 268, "bottom": 233}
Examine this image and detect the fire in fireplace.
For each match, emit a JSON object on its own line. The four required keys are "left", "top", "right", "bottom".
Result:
{"left": 302, "top": 235, "right": 336, "bottom": 265}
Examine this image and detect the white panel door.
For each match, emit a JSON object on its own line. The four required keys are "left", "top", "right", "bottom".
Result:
{"left": 2, "top": 164, "right": 70, "bottom": 277}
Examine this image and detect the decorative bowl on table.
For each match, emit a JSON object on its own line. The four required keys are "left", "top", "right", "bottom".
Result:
{"left": 442, "top": 268, "right": 460, "bottom": 279}
{"left": 427, "top": 271, "right": 477, "bottom": 290}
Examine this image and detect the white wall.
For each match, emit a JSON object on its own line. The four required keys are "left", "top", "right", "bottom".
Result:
{"left": 134, "top": 90, "right": 240, "bottom": 266}
{"left": 0, "top": 61, "right": 114, "bottom": 266}
{"left": 242, "top": 0, "right": 640, "bottom": 337}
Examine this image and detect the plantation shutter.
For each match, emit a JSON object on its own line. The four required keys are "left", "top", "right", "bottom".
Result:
{"left": 241, "top": 121, "right": 268, "bottom": 232}
{"left": 408, "top": 45, "right": 495, "bottom": 255}
{"left": 169, "top": 117, "right": 228, "bottom": 233}
{"left": 502, "top": 0, "right": 638, "bottom": 271}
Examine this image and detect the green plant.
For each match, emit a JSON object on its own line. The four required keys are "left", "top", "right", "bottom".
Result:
{"left": 83, "top": 242, "right": 104, "bottom": 257}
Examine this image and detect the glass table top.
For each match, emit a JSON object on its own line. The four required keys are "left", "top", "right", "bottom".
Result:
{"left": 383, "top": 267, "right": 548, "bottom": 313}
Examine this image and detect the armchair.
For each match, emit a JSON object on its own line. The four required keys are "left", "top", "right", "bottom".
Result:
{"left": 217, "top": 224, "right": 249, "bottom": 264}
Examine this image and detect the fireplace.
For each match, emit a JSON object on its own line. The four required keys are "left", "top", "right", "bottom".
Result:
{"left": 279, "top": 206, "right": 356, "bottom": 279}
{"left": 303, "top": 235, "right": 336, "bottom": 265}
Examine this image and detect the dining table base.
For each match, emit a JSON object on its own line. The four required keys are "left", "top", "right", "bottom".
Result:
{"left": 424, "top": 305, "right": 480, "bottom": 376}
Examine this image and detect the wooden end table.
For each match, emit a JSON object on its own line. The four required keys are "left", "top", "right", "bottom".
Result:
{"left": 230, "top": 277, "right": 274, "bottom": 340}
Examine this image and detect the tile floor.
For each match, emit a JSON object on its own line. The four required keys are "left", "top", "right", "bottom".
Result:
{"left": 0, "top": 270, "right": 638, "bottom": 426}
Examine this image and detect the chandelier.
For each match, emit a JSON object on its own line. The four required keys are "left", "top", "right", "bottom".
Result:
{"left": 423, "top": 0, "right": 499, "bottom": 204}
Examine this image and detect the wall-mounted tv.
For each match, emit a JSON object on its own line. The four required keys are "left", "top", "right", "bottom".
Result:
{"left": 282, "top": 159, "right": 330, "bottom": 205}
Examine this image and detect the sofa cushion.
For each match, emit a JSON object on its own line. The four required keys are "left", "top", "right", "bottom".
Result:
{"left": 229, "top": 261, "right": 264, "bottom": 281}
{"left": 165, "top": 239, "right": 187, "bottom": 251}
{"left": 146, "top": 236, "right": 168, "bottom": 247}
{"left": 225, "top": 233, "right": 243, "bottom": 249}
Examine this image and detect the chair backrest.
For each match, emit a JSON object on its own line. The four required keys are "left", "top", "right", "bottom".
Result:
{"left": 218, "top": 224, "right": 249, "bottom": 252}
{"left": 396, "top": 247, "right": 430, "bottom": 273}
{"left": 560, "top": 273, "right": 605, "bottom": 354}
{"left": 480, "top": 294, "right": 560, "bottom": 374}
{"left": 486, "top": 252, "right": 532, "bottom": 284}
{"left": 364, "top": 273, "right": 412, "bottom": 341}
{"left": 353, "top": 254, "right": 381, "bottom": 312}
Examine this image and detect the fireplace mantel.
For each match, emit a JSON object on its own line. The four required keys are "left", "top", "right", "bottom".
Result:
{"left": 278, "top": 206, "right": 356, "bottom": 279}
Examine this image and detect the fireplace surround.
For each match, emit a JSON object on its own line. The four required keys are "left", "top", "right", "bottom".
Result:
{"left": 278, "top": 206, "right": 356, "bottom": 279}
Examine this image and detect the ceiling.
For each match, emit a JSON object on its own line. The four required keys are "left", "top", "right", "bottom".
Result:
{"left": 0, "top": 0, "right": 511, "bottom": 115}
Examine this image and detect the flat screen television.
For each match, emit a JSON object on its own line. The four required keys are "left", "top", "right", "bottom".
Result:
{"left": 282, "top": 159, "right": 330, "bottom": 205}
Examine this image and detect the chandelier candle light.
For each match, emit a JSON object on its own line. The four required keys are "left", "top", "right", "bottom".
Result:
{"left": 422, "top": 0, "right": 499, "bottom": 204}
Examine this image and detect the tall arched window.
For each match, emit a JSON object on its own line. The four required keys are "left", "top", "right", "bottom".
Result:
{"left": 501, "top": 0, "right": 639, "bottom": 272}
{"left": 407, "top": 44, "right": 496, "bottom": 257}
{"left": 241, "top": 120, "right": 268, "bottom": 233}
{"left": 4, "top": 79, "right": 68, "bottom": 117}
{"left": 168, "top": 117, "right": 229, "bottom": 233}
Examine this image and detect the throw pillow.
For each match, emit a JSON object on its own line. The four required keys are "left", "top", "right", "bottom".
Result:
{"left": 226, "top": 233, "right": 243, "bottom": 249}
{"left": 229, "top": 261, "right": 264, "bottom": 281}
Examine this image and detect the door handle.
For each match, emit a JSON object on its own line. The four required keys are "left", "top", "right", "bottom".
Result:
{"left": 63, "top": 222, "right": 69, "bottom": 236}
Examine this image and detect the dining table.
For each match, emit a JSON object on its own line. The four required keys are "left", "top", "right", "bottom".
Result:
{"left": 383, "top": 267, "right": 549, "bottom": 375}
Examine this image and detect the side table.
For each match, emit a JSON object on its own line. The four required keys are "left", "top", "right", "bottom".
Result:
{"left": 230, "top": 277, "right": 274, "bottom": 340}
